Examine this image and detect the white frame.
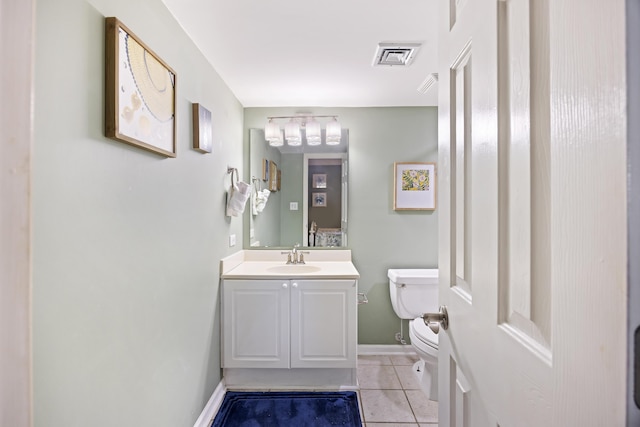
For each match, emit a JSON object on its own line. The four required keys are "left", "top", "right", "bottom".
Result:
{"left": 312, "top": 174, "right": 327, "bottom": 188}
{"left": 312, "top": 192, "right": 327, "bottom": 207}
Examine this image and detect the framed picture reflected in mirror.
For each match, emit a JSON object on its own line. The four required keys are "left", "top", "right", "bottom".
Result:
{"left": 269, "top": 161, "right": 278, "bottom": 191}
{"left": 312, "top": 192, "right": 327, "bottom": 207}
{"left": 312, "top": 174, "right": 327, "bottom": 189}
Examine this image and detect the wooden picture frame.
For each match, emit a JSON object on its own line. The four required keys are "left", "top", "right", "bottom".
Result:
{"left": 269, "top": 161, "right": 278, "bottom": 191}
{"left": 393, "top": 162, "right": 436, "bottom": 210}
{"left": 262, "top": 159, "right": 269, "bottom": 181}
{"left": 105, "top": 17, "right": 177, "bottom": 157}
{"left": 312, "top": 174, "right": 327, "bottom": 189}
{"left": 277, "top": 169, "right": 282, "bottom": 191}
{"left": 312, "top": 192, "right": 327, "bottom": 207}
{"left": 192, "top": 103, "right": 212, "bottom": 153}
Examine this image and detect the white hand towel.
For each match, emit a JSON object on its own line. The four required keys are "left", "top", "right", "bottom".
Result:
{"left": 226, "top": 180, "right": 251, "bottom": 217}
{"left": 255, "top": 189, "right": 270, "bottom": 213}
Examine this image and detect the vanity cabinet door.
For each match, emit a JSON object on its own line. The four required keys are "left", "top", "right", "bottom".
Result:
{"left": 290, "top": 280, "right": 357, "bottom": 368}
{"left": 222, "top": 279, "right": 290, "bottom": 368}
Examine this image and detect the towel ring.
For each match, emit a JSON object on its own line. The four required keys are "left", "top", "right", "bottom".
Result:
{"left": 252, "top": 176, "right": 262, "bottom": 190}
{"left": 227, "top": 167, "right": 239, "bottom": 187}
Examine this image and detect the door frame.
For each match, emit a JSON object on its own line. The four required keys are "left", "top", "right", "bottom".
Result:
{"left": 627, "top": 0, "right": 640, "bottom": 424}
{"left": 1, "top": 0, "right": 34, "bottom": 425}
{"left": 302, "top": 152, "right": 347, "bottom": 246}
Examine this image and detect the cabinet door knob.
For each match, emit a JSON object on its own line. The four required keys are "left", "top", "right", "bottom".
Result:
{"left": 292, "top": 282, "right": 298, "bottom": 288}
{"left": 282, "top": 283, "right": 288, "bottom": 288}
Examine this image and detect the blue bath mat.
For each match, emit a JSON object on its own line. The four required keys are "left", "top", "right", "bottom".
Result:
{"left": 211, "top": 391, "right": 362, "bottom": 427}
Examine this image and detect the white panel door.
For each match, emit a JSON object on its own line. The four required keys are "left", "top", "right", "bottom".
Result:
{"left": 437, "top": 0, "right": 627, "bottom": 425}
{"left": 222, "top": 280, "right": 290, "bottom": 368}
{"left": 290, "top": 280, "right": 357, "bottom": 368}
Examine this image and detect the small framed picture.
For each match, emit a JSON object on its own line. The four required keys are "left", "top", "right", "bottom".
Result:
{"left": 192, "top": 103, "right": 212, "bottom": 153}
{"left": 269, "top": 161, "right": 278, "bottom": 191}
{"left": 262, "top": 159, "right": 269, "bottom": 181}
{"left": 312, "top": 174, "right": 327, "bottom": 189}
{"left": 393, "top": 162, "right": 437, "bottom": 210}
{"left": 312, "top": 192, "right": 327, "bottom": 207}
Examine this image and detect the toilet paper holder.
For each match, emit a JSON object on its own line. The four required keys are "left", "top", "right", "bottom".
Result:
{"left": 357, "top": 293, "right": 368, "bottom": 305}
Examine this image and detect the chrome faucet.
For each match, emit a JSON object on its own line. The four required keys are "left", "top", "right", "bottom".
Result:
{"left": 281, "top": 244, "right": 308, "bottom": 264}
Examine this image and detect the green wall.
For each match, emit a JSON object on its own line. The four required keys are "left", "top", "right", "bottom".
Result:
{"left": 33, "top": 0, "right": 243, "bottom": 426}
{"left": 247, "top": 129, "right": 282, "bottom": 247}
{"left": 32, "top": 3, "right": 438, "bottom": 423}
{"left": 244, "top": 107, "right": 438, "bottom": 345}
{"left": 279, "top": 153, "right": 305, "bottom": 246}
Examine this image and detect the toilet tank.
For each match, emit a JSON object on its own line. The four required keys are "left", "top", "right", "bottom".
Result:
{"left": 388, "top": 269, "right": 439, "bottom": 319}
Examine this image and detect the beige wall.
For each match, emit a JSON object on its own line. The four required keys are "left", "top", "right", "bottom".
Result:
{"left": 33, "top": 0, "right": 243, "bottom": 425}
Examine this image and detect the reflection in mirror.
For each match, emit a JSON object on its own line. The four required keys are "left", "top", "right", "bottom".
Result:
{"left": 248, "top": 128, "right": 348, "bottom": 249}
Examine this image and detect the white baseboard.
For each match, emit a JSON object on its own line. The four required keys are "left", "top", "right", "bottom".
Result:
{"left": 193, "top": 379, "right": 227, "bottom": 427}
{"left": 357, "top": 344, "right": 417, "bottom": 355}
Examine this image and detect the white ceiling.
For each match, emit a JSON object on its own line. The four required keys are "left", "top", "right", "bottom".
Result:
{"left": 161, "top": 0, "right": 439, "bottom": 108}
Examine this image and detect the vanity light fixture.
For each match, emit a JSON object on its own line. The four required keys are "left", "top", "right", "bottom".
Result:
{"left": 265, "top": 115, "right": 341, "bottom": 147}
{"left": 265, "top": 119, "right": 281, "bottom": 144}
{"left": 305, "top": 117, "right": 322, "bottom": 146}
{"left": 325, "top": 117, "right": 342, "bottom": 145}
{"left": 284, "top": 119, "right": 302, "bottom": 146}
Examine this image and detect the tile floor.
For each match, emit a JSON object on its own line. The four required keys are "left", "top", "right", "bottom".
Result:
{"left": 357, "top": 354, "right": 438, "bottom": 426}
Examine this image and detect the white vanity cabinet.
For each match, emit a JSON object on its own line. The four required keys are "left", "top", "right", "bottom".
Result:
{"left": 222, "top": 279, "right": 357, "bottom": 370}
{"left": 222, "top": 279, "right": 290, "bottom": 368}
{"left": 291, "top": 279, "right": 357, "bottom": 368}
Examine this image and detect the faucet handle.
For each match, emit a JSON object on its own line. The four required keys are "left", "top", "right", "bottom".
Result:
{"left": 281, "top": 251, "right": 293, "bottom": 264}
{"left": 298, "top": 251, "right": 310, "bottom": 264}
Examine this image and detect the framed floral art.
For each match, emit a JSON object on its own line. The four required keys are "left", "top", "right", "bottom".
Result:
{"left": 393, "top": 162, "right": 436, "bottom": 210}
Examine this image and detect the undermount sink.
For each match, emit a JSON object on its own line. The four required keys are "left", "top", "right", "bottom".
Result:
{"left": 267, "top": 265, "right": 322, "bottom": 274}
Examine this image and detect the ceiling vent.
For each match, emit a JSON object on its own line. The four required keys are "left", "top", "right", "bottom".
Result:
{"left": 417, "top": 73, "right": 439, "bottom": 94}
{"left": 373, "top": 42, "right": 422, "bottom": 67}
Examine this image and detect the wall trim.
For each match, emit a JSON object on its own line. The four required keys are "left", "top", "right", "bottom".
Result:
{"left": 1, "top": 0, "right": 34, "bottom": 425}
{"left": 192, "top": 379, "right": 227, "bottom": 427}
{"left": 358, "top": 344, "right": 417, "bottom": 355}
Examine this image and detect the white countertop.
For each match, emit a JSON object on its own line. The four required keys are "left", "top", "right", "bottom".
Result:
{"left": 222, "top": 261, "right": 360, "bottom": 279}
{"left": 220, "top": 250, "right": 360, "bottom": 279}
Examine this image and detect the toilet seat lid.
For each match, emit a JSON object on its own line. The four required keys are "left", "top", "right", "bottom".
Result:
{"left": 411, "top": 318, "right": 439, "bottom": 347}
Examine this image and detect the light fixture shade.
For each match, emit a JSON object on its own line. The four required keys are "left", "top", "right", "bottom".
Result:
{"left": 325, "top": 118, "right": 341, "bottom": 145}
{"left": 285, "top": 119, "right": 301, "bottom": 146}
{"left": 265, "top": 119, "right": 280, "bottom": 143}
{"left": 269, "top": 129, "right": 284, "bottom": 147}
{"left": 305, "top": 118, "right": 321, "bottom": 145}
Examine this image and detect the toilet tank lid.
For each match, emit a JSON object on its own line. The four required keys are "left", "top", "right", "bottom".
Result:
{"left": 387, "top": 268, "right": 438, "bottom": 284}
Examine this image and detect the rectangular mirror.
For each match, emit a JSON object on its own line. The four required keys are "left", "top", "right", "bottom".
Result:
{"left": 247, "top": 128, "right": 348, "bottom": 248}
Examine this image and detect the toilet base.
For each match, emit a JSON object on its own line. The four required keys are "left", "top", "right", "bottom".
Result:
{"left": 412, "top": 360, "right": 438, "bottom": 401}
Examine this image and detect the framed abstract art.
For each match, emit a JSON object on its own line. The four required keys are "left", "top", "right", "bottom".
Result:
{"left": 105, "top": 17, "right": 177, "bottom": 157}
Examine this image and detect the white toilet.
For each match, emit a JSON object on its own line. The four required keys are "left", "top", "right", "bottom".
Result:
{"left": 388, "top": 268, "right": 439, "bottom": 401}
